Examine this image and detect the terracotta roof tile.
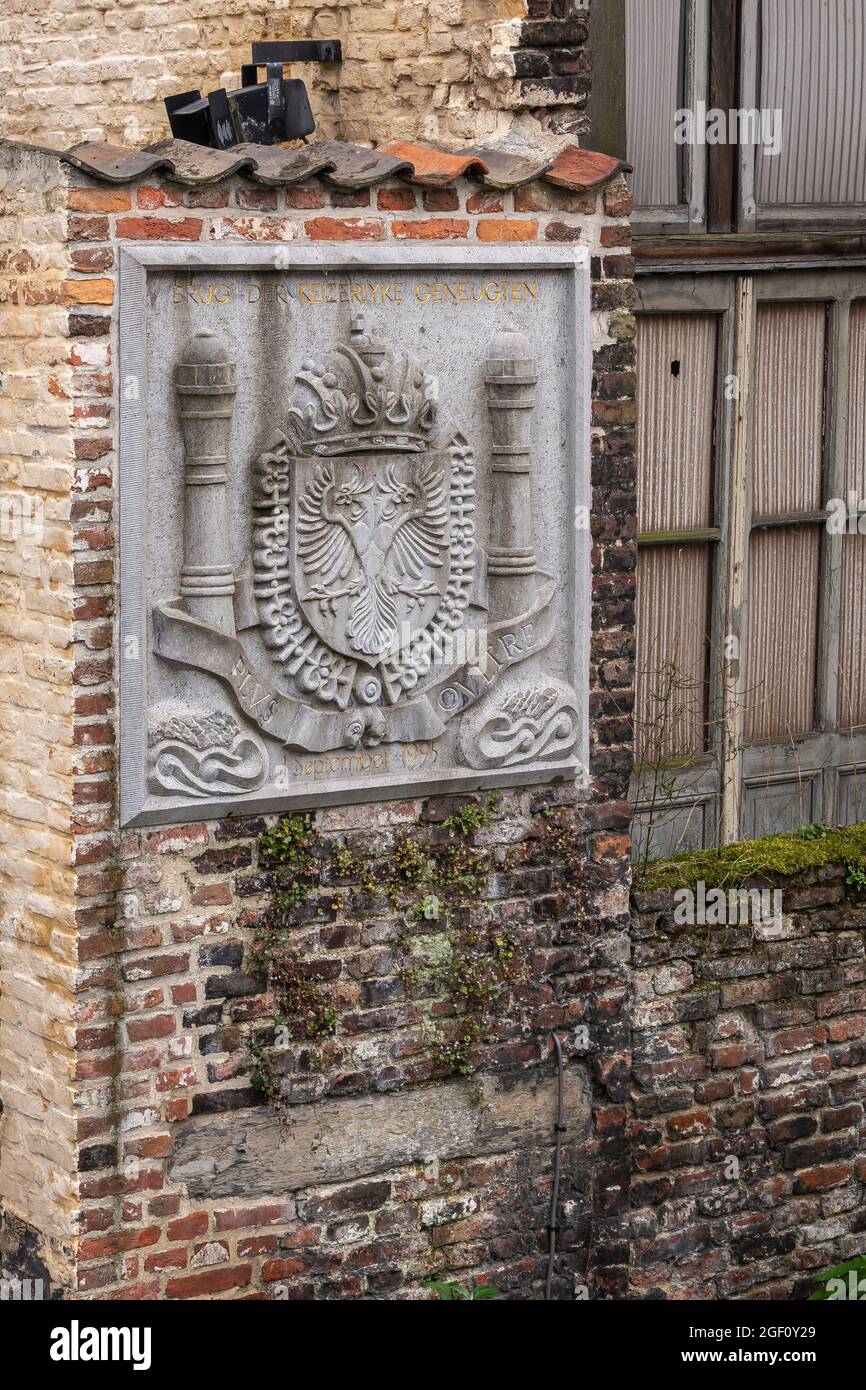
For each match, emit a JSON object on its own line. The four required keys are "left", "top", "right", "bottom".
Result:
{"left": 460, "top": 146, "right": 554, "bottom": 188}
{"left": 544, "top": 146, "right": 630, "bottom": 192}
{"left": 3, "top": 136, "right": 627, "bottom": 196}
{"left": 63, "top": 140, "right": 173, "bottom": 183}
{"left": 375, "top": 140, "right": 489, "bottom": 186}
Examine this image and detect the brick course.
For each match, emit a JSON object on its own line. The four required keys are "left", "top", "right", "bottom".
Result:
{"left": 630, "top": 870, "right": 866, "bottom": 1299}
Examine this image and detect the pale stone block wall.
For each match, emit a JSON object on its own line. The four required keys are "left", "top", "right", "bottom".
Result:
{"left": 0, "top": 144, "right": 78, "bottom": 1292}
{"left": 0, "top": 0, "right": 541, "bottom": 152}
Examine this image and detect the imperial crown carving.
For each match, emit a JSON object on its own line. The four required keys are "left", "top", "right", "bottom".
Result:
{"left": 283, "top": 320, "right": 438, "bottom": 456}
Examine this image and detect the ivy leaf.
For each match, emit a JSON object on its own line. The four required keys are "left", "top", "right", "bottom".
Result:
{"left": 808, "top": 1254, "right": 866, "bottom": 1299}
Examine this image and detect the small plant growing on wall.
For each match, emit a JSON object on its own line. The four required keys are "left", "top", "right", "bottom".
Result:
{"left": 244, "top": 813, "right": 337, "bottom": 1100}
{"left": 845, "top": 860, "right": 866, "bottom": 893}
{"left": 808, "top": 1253, "right": 866, "bottom": 1300}
{"left": 384, "top": 794, "right": 537, "bottom": 1103}
{"left": 258, "top": 813, "right": 319, "bottom": 905}
{"left": 244, "top": 794, "right": 584, "bottom": 1113}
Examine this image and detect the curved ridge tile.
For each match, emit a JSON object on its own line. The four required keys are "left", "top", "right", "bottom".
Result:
{"left": 461, "top": 146, "right": 554, "bottom": 189}
{"left": 543, "top": 146, "right": 630, "bottom": 192}
{"left": 5, "top": 135, "right": 629, "bottom": 195}
{"left": 63, "top": 142, "right": 173, "bottom": 183}
{"left": 376, "top": 140, "right": 489, "bottom": 186}
{"left": 313, "top": 140, "right": 414, "bottom": 189}
{"left": 142, "top": 139, "right": 255, "bottom": 183}
{"left": 229, "top": 142, "right": 339, "bottom": 185}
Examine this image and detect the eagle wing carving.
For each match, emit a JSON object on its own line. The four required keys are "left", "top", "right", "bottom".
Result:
{"left": 388, "top": 459, "right": 448, "bottom": 581}
{"left": 297, "top": 463, "right": 357, "bottom": 599}
{"left": 297, "top": 458, "right": 449, "bottom": 657}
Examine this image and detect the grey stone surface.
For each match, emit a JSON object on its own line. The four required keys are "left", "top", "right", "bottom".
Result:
{"left": 119, "top": 245, "right": 591, "bottom": 825}
{"left": 168, "top": 1064, "right": 590, "bottom": 1197}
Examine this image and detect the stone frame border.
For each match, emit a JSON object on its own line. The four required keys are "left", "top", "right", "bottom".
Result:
{"left": 119, "top": 242, "right": 591, "bottom": 827}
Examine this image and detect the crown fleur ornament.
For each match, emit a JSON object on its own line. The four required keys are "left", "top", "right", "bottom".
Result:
{"left": 285, "top": 314, "right": 438, "bottom": 456}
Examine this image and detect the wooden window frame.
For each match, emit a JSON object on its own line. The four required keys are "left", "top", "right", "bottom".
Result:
{"left": 628, "top": 0, "right": 710, "bottom": 236}
{"left": 621, "top": 0, "right": 866, "bottom": 235}
{"left": 739, "top": 0, "right": 866, "bottom": 232}
{"left": 634, "top": 275, "right": 736, "bottom": 852}
{"left": 635, "top": 267, "right": 866, "bottom": 845}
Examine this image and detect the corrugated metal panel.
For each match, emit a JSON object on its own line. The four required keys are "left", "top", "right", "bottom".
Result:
{"left": 626, "top": 0, "right": 683, "bottom": 208}
{"left": 637, "top": 314, "right": 717, "bottom": 531}
{"left": 636, "top": 544, "right": 710, "bottom": 760}
{"left": 746, "top": 302, "right": 824, "bottom": 740}
{"left": 838, "top": 536, "right": 866, "bottom": 729}
{"left": 844, "top": 300, "right": 866, "bottom": 492}
{"left": 757, "top": 0, "right": 866, "bottom": 206}
{"left": 745, "top": 528, "right": 820, "bottom": 742}
{"left": 838, "top": 300, "right": 866, "bottom": 728}
{"left": 751, "top": 302, "right": 826, "bottom": 515}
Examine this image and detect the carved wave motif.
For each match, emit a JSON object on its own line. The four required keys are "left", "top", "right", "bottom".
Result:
{"left": 464, "top": 681, "right": 579, "bottom": 770}
{"left": 148, "top": 711, "right": 268, "bottom": 798}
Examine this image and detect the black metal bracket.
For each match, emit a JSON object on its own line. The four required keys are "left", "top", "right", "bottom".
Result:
{"left": 250, "top": 40, "right": 342, "bottom": 65}
{"left": 164, "top": 41, "right": 342, "bottom": 149}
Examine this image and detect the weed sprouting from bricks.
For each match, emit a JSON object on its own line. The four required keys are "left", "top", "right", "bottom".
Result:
{"left": 235, "top": 795, "right": 596, "bottom": 1125}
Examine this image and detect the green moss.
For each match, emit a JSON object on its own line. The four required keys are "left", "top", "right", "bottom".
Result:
{"left": 441, "top": 798, "right": 496, "bottom": 837}
{"left": 258, "top": 814, "right": 318, "bottom": 907}
{"left": 248, "top": 797, "right": 533, "bottom": 1110}
{"left": 634, "top": 822, "right": 866, "bottom": 893}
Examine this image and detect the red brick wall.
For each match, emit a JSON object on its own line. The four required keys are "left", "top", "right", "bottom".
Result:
{"left": 56, "top": 170, "right": 638, "bottom": 1299}
{"left": 631, "top": 869, "right": 866, "bottom": 1299}
{"left": 12, "top": 147, "right": 864, "bottom": 1307}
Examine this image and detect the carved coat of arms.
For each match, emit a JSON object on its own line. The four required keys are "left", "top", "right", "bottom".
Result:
{"left": 248, "top": 318, "right": 483, "bottom": 745}
{"left": 150, "top": 314, "right": 576, "bottom": 797}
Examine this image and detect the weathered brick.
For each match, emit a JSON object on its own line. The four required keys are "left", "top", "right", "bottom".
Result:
{"left": 392, "top": 217, "right": 470, "bottom": 240}
{"left": 304, "top": 217, "right": 383, "bottom": 240}
{"left": 68, "top": 187, "right": 132, "bottom": 213}
{"left": 476, "top": 218, "right": 538, "bottom": 242}
{"left": 166, "top": 1265, "right": 252, "bottom": 1298}
{"left": 117, "top": 216, "right": 203, "bottom": 240}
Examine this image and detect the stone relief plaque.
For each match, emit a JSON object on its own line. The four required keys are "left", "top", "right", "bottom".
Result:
{"left": 119, "top": 246, "right": 590, "bottom": 825}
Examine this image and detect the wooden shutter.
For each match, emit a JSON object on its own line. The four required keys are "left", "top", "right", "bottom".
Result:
{"left": 744, "top": 302, "right": 826, "bottom": 743}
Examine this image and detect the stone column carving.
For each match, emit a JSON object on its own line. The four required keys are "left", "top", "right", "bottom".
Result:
{"left": 484, "top": 326, "right": 539, "bottom": 620}
{"left": 174, "top": 331, "right": 237, "bottom": 635}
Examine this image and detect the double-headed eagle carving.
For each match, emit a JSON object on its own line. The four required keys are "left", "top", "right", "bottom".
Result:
{"left": 298, "top": 457, "right": 448, "bottom": 657}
